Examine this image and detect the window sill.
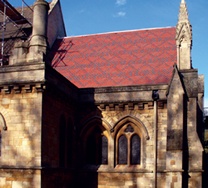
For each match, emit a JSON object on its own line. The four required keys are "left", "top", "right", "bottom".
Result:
{"left": 81, "top": 164, "right": 152, "bottom": 173}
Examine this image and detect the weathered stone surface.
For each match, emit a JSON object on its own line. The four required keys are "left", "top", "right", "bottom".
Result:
{"left": 0, "top": 0, "right": 204, "bottom": 188}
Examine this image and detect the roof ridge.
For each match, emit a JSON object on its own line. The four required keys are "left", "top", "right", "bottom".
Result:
{"left": 59, "top": 26, "right": 176, "bottom": 39}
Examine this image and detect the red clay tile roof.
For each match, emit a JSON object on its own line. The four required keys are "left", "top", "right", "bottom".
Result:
{"left": 50, "top": 27, "right": 177, "bottom": 88}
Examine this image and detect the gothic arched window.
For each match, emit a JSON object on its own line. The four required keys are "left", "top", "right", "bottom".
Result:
{"left": 116, "top": 124, "right": 141, "bottom": 166}
{"left": 86, "top": 125, "right": 108, "bottom": 165}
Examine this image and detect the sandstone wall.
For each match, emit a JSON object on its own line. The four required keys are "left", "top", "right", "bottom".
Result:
{"left": 42, "top": 88, "right": 76, "bottom": 168}
{"left": 0, "top": 89, "right": 42, "bottom": 187}
{"left": 76, "top": 100, "right": 168, "bottom": 188}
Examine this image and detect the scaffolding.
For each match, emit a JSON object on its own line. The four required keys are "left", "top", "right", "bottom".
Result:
{"left": 0, "top": 0, "right": 32, "bottom": 65}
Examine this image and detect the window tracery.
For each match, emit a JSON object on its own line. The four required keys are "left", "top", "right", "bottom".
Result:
{"left": 82, "top": 116, "right": 147, "bottom": 169}
{"left": 116, "top": 123, "right": 141, "bottom": 166}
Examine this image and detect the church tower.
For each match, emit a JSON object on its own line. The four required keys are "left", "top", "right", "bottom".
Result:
{"left": 176, "top": 0, "right": 192, "bottom": 70}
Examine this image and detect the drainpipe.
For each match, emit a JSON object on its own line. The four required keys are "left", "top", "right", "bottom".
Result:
{"left": 152, "top": 90, "right": 159, "bottom": 188}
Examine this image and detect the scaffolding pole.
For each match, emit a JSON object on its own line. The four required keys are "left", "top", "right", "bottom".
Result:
{"left": 0, "top": 0, "right": 33, "bottom": 65}
{"left": 1, "top": 0, "right": 7, "bottom": 66}
{"left": 22, "top": 0, "right": 33, "bottom": 13}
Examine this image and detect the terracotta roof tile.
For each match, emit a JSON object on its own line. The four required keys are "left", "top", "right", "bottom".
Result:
{"left": 50, "top": 27, "right": 177, "bottom": 88}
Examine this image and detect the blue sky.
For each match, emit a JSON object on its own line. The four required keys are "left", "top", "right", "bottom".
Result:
{"left": 8, "top": 0, "right": 208, "bottom": 107}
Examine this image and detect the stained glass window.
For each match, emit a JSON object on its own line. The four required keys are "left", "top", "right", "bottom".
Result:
{"left": 86, "top": 126, "right": 108, "bottom": 165}
{"left": 125, "top": 124, "right": 134, "bottom": 133}
{"left": 101, "top": 135, "right": 108, "bottom": 164}
{"left": 116, "top": 123, "right": 141, "bottom": 166}
{"left": 130, "top": 134, "right": 141, "bottom": 164}
{"left": 118, "top": 135, "right": 127, "bottom": 164}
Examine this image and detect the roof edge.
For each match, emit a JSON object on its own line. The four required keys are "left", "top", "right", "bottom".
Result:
{"left": 80, "top": 84, "right": 169, "bottom": 94}
{"left": 58, "top": 26, "right": 176, "bottom": 39}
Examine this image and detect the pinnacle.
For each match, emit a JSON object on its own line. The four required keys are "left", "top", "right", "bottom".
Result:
{"left": 178, "top": 0, "right": 189, "bottom": 22}
{"left": 176, "top": 0, "right": 192, "bottom": 42}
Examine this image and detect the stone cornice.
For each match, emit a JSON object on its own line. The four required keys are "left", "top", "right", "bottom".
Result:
{"left": 79, "top": 85, "right": 168, "bottom": 104}
{"left": 80, "top": 84, "right": 168, "bottom": 94}
{"left": 0, "top": 62, "right": 45, "bottom": 73}
{"left": 179, "top": 68, "right": 198, "bottom": 73}
{"left": 97, "top": 100, "right": 166, "bottom": 111}
{"left": 0, "top": 82, "right": 46, "bottom": 94}
{"left": 0, "top": 63, "right": 46, "bottom": 90}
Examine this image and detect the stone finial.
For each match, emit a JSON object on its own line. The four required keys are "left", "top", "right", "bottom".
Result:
{"left": 178, "top": 0, "right": 189, "bottom": 22}
{"left": 176, "top": 0, "right": 192, "bottom": 70}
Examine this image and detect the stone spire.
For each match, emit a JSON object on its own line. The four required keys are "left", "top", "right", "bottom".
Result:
{"left": 178, "top": 0, "right": 188, "bottom": 21}
{"left": 176, "top": 0, "right": 192, "bottom": 70}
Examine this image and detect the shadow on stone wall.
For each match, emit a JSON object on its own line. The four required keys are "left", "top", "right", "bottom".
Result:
{"left": 182, "top": 98, "right": 189, "bottom": 188}
{"left": 1, "top": 95, "right": 41, "bottom": 187}
{"left": 202, "top": 116, "right": 208, "bottom": 188}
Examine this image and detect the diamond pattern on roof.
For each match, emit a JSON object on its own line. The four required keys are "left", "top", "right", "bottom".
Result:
{"left": 50, "top": 27, "right": 177, "bottom": 88}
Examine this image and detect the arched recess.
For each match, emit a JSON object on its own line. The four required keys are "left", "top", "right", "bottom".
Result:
{"left": 79, "top": 116, "right": 111, "bottom": 166}
{"left": 79, "top": 116, "right": 111, "bottom": 137}
{"left": 113, "top": 116, "right": 149, "bottom": 168}
{"left": 0, "top": 113, "right": 7, "bottom": 156}
{"left": 0, "top": 113, "right": 7, "bottom": 131}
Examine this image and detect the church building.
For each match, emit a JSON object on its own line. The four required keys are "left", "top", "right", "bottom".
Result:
{"left": 0, "top": 0, "right": 205, "bottom": 187}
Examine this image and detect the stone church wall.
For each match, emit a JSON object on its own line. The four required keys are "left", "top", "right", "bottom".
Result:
{"left": 76, "top": 99, "right": 168, "bottom": 188}
{"left": 41, "top": 85, "right": 77, "bottom": 187}
{"left": 0, "top": 89, "right": 42, "bottom": 187}
{"left": 42, "top": 89, "right": 76, "bottom": 167}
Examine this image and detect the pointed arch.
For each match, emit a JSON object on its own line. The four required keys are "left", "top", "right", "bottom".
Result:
{"left": 0, "top": 113, "right": 7, "bottom": 131}
{"left": 79, "top": 116, "right": 110, "bottom": 166}
{"left": 112, "top": 115, "right": 149, "bottom": 140}
{"left": 0, "top": 113, "right": 7, "bottom": 156}
{"left": 79, "top": 116, "right": 111, "bottom": 139}
{"left": 102, "top": 111, "right": 151, "bottom": 140}
{"left": 114, "top": 115, "right": 148, "bottom": 167}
